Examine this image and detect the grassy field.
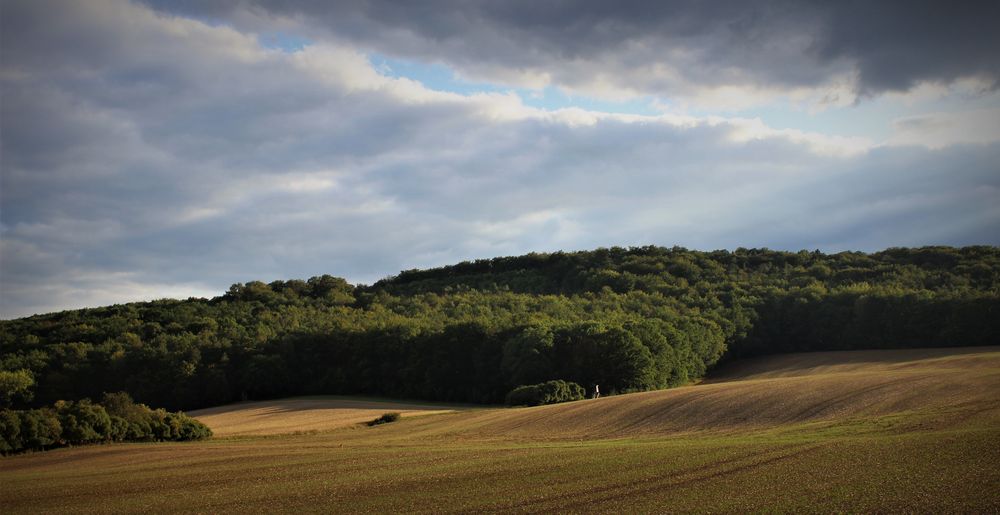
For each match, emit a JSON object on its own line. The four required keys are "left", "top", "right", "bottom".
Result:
{"left": 2, "top": 347, "right": 999, "bottom": 513}
{"left": 188, "top": 396, "right": 465, "bottom": 436}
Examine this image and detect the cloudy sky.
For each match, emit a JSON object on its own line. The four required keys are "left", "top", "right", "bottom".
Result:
{"left": 2, "top": 0, "right": 999, "bottom": 318}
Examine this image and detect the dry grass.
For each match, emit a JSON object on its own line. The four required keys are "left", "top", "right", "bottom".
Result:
{"left": 706, "top": 345, "right": 1000, "bottom": 381}
{"left": 191, "top": 347, "right": 1000, "bottom": 439}
{"left": 188, "top": 397, "right": 462, "bottom": 436}
{"left": 3, "top": 346, "right": 999, "bottom": 513}
{"left": 435, "top": 346, "right": 1000, "bottom": 440}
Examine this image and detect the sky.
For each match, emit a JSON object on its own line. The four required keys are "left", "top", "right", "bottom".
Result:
{"left": 1, "top": 0, "right": 999, "bottom": 319}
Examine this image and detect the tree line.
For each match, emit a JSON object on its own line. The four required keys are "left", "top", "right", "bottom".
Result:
{"left": 1, "top": 246, "right": 997, "bottom": 414}
{"left": 0, "top": 392, "right": 211, "bottom": 455}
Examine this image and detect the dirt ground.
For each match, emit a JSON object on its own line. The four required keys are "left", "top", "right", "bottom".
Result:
{"left": 188, "top": 397, "right": 461, "bottom": 436}
{"left": 188, "top": 346, "right": 1000, "bottom": 439}
{"left": 4, "top": 346, "right": 998, "bottom": 513}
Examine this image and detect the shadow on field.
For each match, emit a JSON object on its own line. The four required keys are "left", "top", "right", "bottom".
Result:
{"left": 187, "top": 397, "right": 466, "bottom": 436}
{"left": 705, "top": 346, "right": 999, "bottom": 382}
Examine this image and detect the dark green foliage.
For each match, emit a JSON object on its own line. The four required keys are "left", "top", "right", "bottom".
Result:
{"left": 0, "top": 369, "right": 34, "bottom": 407}
{"left": 0, "top": 393, "right": 211, "bottom": 454}
{"left": 0, "top": 246, "right": 997, "bottom": 412}
{"left": 151, "top": 409, "right": 213, "bottom": 441}
{"left": 17, "top": 408, "right": 61, "bottom": 449}
{"left": 506, "top": 380, "right": 586, "bottom": 406}
{"left": 0, "top": 409, "right": 21, "bottom": 453}
{"left": 55, "top": 399, "right": 111, "bottom": 444}
{"left": 502, "top": 326, "right": 555, "bottom": 387}
{"left": 367, "top": 412, "right": 401, "bottom": 426}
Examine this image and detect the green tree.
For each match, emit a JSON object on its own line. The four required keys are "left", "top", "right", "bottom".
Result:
{"left": 502, "top": 325, "right": 555, "bottom": 387}
{"left": 0, "top": 369, "right": 34, "bottom": 408}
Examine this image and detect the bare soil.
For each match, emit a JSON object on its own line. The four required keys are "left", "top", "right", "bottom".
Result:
{"left": 189, "top": 397, "right": 461, "bottom": 436}
{"left": 426, "top": 346, "right": 1000, "bottom": 439}
{"left": 5, "top": 346, "right": 997, "bottom": 513}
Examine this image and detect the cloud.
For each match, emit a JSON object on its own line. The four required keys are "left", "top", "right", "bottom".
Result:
{"left": 814, "top": 1, "right": 1000, "bottom": 95}
{"left": 1, "top": 0, "right": 998, "bottom": 318}
{"left": 140, "top": 0, "right": 1000, "bottom": 109}
{"left": 889, "top": 108, "right": 1000, "bottom": 148}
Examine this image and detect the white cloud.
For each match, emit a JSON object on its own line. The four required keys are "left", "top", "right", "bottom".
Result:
{"left": 1, "top": 0, "right": 998, "bottom": 318}
{"left": 720, "top": 117, "right": 872, "bottom": 157}
{"left": 135, "top": 1, "right": 1000, "bottom": 112}
{"left": 889, "top": 108, "right": 1000, "bottom": 148}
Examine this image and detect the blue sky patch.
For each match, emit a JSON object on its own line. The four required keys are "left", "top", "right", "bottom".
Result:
{"left": 258, "top": 32, "right": 312, "bottom": 53}
{"left": 371, "top": 53, "right": 659, "bottom": 116}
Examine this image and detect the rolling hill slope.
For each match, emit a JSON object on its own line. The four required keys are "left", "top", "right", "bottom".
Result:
{"left": 447, "top": 346, "right": 1000, "bottom": 439}
{"left": 186, "top": 346, "right": 1000, "bottom": 440}
{"left": 3, "top": 346, "right": 998, "bottom": 513}
{"left": 188, "top": 397, "right": 463, "bottom": 436}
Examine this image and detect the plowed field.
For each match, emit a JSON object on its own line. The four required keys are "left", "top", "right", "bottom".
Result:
{"left": 3, "top": 346, "right": 998, "bottom": 513}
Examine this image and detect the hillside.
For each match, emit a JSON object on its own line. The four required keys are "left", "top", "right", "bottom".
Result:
{"left": 2, "top": 245, "right": 998, "bottom": 415}
{"left": 187, "top": 346, "right": 1000, "bottom": 439}
{"left": 3, "top": 346, "right": 998, "bottom": 513}
{"left": 446, "top": 346, "right": 1000, "bottom": 439}
{"left": 189, "top": 397, "right": 464, "bottom": 437}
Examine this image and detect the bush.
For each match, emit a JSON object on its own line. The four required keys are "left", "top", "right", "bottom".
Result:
{"left": 56, "top": 399, "right": 112, "bottom": 445}
{"left": 103, "top": 392, "right": 212, "bottom": 442}
{"left": 367, "top": 412, "right": 401, "bottom": 426}
{"left": 505, "top": 380, "right": 586, "bottom": 406}
{"left": 109, "top": 416, "right": 130, "bottom": 441}
{"left": 19, "top": 408, "right": 60, "bottom": 449}
{"left": 166, "top": 412, "right": 213, "bottom": 440}
{"left": 0, "top": 393, "right": 211, "bottom": 455}
{"left": 0, "top": 410, "right": 21, "bottom": 453}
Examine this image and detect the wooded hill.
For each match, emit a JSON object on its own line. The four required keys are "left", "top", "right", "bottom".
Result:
{"left": 1, "top": 246, "right": 997, "bottom": 412}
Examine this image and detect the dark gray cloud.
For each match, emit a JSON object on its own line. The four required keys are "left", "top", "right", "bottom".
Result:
{"left": 1, "top": 0, "right": 998, "bottom": 318}
{"left": 142, "top": 0, "right": 1000, "bottom": 102}
{"left": 814, "top": 1, "right": 1000, "bottom": 95}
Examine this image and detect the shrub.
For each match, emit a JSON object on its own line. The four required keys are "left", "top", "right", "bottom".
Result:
{"left": 166, "top": 412, "right": 213, "bottom": 440}
{"left": 149, "top": 409, "right": 174, "bottom": 440}
{"left": 367, "top": 412, "right": 401, "bottom": 426}
{"left": 0, "top": 409, "right": 21, "bottom": 453}
{"left": 505, "top": 380, "right": 586, "bottom": 406}
{"left": 109, "top": 416, "right": 130, "bottom": 441}
{"left": 19, "top": 408, "right": 60, "bottom": 449}
{"left": 56, "top": 400, "right": 112, "bottom": 445}
{"left": 0, "top": 393, "right": 211, "bottom": 455}
{"left": 178, "top": 417, "right": 213, "bottom": 440}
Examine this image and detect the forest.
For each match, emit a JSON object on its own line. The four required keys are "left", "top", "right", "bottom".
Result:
{"left": 1, "top": 246, "right": 998, "bottom": 415}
